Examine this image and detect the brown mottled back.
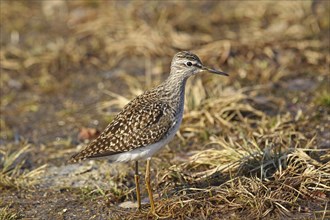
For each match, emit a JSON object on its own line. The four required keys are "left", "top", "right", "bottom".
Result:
{"left": 68, "top": 88, "right": 175, "bottom": 163}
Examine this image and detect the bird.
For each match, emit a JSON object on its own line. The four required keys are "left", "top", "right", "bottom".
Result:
{"left": 68, "top": 51, "right": 228, "bottom": 214}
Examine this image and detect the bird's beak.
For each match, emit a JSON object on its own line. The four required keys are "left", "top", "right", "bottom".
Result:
{"left": 201, "top": 66, "right": 229, "bottom": 76}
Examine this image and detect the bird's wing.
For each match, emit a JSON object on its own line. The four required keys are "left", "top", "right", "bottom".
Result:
{"left": 69, "top": 97, "right": 174, "bottom": 163}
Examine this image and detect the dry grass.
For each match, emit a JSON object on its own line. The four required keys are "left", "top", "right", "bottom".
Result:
{"left": 0, "top": 143, "right": 45, "bottom": 190}
{"left": 0, "top": 1, "right": 329, "bottom": 219}
{"left": 158, "top": 149, "right": 329, "bottom": 218}
{"left": 0, "top": 206, "right": 18, "bottom": 220}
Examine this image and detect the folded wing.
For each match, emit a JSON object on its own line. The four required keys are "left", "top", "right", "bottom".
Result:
{"left": 68, "top": 97, "right": 174, "bottom": 163}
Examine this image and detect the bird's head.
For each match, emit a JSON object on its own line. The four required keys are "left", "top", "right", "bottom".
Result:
{"left": 170, "top": 51, "right": 228, "bottom": 78}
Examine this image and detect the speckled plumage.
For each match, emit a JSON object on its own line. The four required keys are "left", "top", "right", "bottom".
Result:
{"left": 69, "top": 93, "right": 176, "bottom": 163}
{"left": 68, "top": 51, "right": 228, "bottom": 164}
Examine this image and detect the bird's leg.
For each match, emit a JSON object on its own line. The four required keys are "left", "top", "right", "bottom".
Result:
{"left": 134, "top": 161, "right": 141, "bottom": 210}
{"left": 145, "top": 158, "right": 155, "bottom": 214}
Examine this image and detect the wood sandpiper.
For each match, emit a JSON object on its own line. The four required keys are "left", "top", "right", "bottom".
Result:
{"left": 68, "top": 51, "right": 228, "bottom": 214}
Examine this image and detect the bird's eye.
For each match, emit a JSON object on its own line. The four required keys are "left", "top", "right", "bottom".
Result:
{"left": 186, "top": 62, "right": 192, "bottom": 66}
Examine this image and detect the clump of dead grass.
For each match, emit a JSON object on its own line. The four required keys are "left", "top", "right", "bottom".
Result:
{"left": 0, "top": 143, "right": 45, "bottom": 190}
{"left": 122, "top": 148, "right": 329, "bottom": 219}
{"left": 0, "top": 206, "right": 18, "bottom": 220}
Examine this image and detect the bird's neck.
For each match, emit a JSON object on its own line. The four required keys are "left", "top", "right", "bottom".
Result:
{"left": 160, "top": 72, "right": 189, "bottom": 113}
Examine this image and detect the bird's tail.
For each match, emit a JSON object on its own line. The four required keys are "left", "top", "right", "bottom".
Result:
{"left": 67, "top": 151, "right": 86, "bottom": 164}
